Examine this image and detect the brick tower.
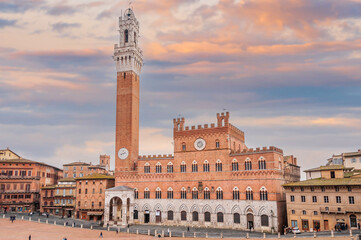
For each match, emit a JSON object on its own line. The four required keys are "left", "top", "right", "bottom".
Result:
{"left": 114, "top": 8, "right": 143, "bottom": 173}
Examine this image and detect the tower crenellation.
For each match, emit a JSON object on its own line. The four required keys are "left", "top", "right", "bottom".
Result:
{"left": 113, "top": 8, "right": 143, "bottom": 76}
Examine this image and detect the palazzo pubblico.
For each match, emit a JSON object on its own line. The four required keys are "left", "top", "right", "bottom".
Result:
{"left": 103, "top": 8, "right": 300, "bottom": 232}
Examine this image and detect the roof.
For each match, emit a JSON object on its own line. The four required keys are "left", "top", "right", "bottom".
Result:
{"left": 0, "top": 158, "right": 62, "bottom": 171}
{"left": 63, "top": 162, "right": 91, "bottom": 166}
{"left": 41, "top": 185, "right": 56, "bottom": 190}
{"left": 304, "top": 165, "right": 347, "bottom": 172}
{"left": 75, "top": 173, "right": 114, "bottom": 180}
{"left": 59, "top": 177, "right": 76, "bottom": 182}
{"left": 284, "top": 177, "right": 361, "bottom": 187}
{"left": 88, "top": 165, "right": 105, "bottom": 169}
{"left": 344, "top": 151, "right": 361, "bottom": 157}
{"left": 106, "top": 186, "right": 133, "bottom": 191}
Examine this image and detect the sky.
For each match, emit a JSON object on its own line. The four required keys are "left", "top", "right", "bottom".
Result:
{"left": 0, "top": 0, "right": 361, "bottom": 178}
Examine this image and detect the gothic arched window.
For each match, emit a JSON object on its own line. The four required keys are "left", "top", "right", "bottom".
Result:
{"left": 233, "top": 187, "right": 240, "bottom": 200}
{"left": 260, "top": 187, "right": 268, "bottom": 200}
{"left": 216, "top": 187, "right": 223, "bottom": 200}
{"left": 259, "top": 157, "right": 266, "bottom": 170}
{"left": 192, "top": 160, "right": 198, "bottom": 172}
{"left": 192, "top": 187, "right": 198, "bottom": 199}
{"left": 203, "top": 160, "right": 210, "bottom": 172}
{"left": 246, "top": 187, "right": 253, "bottom": 200}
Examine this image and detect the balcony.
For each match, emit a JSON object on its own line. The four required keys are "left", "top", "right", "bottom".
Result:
{"left": 320, "top": 206, "right": 361, "bottom": 214}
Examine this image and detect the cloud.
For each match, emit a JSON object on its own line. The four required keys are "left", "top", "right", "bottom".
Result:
{"left": 52, "top": 22, "right": 81, "bottom": 33}
{"left": 0, "top": 18, "right": 17, "bottom": 29}
{"left": 0, "top": 0, "right": 44, "bottom": 13}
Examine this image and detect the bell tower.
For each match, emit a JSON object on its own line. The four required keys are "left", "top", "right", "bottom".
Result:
{"left": 114, "top": 8, "right": 143, "bottom": 173}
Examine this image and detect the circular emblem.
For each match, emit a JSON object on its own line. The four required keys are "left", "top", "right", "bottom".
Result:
{"left": 118, "top": 148, "right": 129, "bottom": 160}
{"left": 194, "top": 138, "right": 206, "bottom": 151}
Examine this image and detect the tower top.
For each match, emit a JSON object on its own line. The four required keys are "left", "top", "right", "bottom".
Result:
{"left": 113, "top": 8, "right": 143, "bottom": 75}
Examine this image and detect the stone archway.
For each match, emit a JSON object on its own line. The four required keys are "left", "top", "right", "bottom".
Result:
{"left": 103, "top": 186, "right": 134, "bottom": 227}
{"left": 109, "top": 197, "right": 122, "bottom": 223}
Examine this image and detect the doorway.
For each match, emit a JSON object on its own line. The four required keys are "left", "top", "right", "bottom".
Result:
{"left": 324, "top": 220, "right": 329, "bottom": 230}
{"left": 156, "top": 210, "right": 161, "bottom": 223}
{"left": 144, "top": 211, "right": 150, "bottom": 223}
{"left": 350, "top": 215, "right": 357, "bottom": 228}
{"left": 247, "top": 213, "right": 254, "bottom": 230}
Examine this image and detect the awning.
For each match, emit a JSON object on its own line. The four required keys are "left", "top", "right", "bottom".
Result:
{"left": 87, "top": 211, "right": 103, "bottom": 216}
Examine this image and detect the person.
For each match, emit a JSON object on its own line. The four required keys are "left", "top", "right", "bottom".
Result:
{"left": 28, "top": 235, "right": 31, "bottom": 240}
{"left": 116, "top": 229, "right": 118, "bottom": 234}
{"left": 358, "top": 222, "right": 360, "bottom": 229}
{"left": 99, "top": 232, "right": 103, "bottom": 238}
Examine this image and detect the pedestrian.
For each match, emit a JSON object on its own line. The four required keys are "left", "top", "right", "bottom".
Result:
{"left": 99, "top": 232, "right": 103, "bottom": 238}
{"left": 116, "top": 229, "right": 118, "bottom": 234}
{"left": 127, "top": 223, "right": 129, "bottom": 229}
{"left": 28, "top": 235, "right": 31, "bottom": 240}
{"left": 358, "top": 223, "right": 360, "bottom": 229}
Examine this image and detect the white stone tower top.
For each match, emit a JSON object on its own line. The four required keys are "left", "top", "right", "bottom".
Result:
{"left": 113, "top": 8, "right": 143, "bottom": 76}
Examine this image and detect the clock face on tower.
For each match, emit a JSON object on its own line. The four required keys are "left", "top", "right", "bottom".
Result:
{"left": 118, "top": 148, "right": 129, "bottom": 160}
{"left": 194, "top": 138, "right": 206, "bottom": 151}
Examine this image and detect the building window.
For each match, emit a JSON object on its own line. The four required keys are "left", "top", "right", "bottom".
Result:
{"left": 192, "top": 211, "right": 199, "bottom": 221}
{"left": 336, "top": 196, "right": 341, "bottom": 203}
{"left": 324, "top": 196, "right": 329, "bottom": 203}
{"left": 204, "top": 187, "right": 210, "bottom": 199}
{"left": 192, "top": 188, "right": 198, "bottom": 199}
{"left": 167, "top": 211, "right": 173, "bottom": 221}
{"left": 215, "top": 160, "right": 222, "bottom": 172}
{"left": 232, "top": 159, "right": 239, "bottom": 171}
{"left": 331, "top": 171, "right": 335, "bottom": 178}
{"left": 234, "top": 213, "right": 240, "bottom": 224}
{"left": 182, "top": 143, "right": 186, "bottom": 151}
{"left": 216, "top": 187, "right": 223, "bottom": 200}
{"left": 291, "top": 210, "right": 295, "bottom": 214}
{"left": 335, "top": 186, "right": 339, "bottom": 192}
{"left": 155, "top": 187, "right": 162, "bottom": 199}
{"left": 144, "top": 188, "right": 150, "bottom": 199}
{"left": 246, "top": 187, "right": 253, "bottom": 200}
{"left": 321, "top": 187, "right": 325, "bottom": 192}
{"left": 348, "top": 186, "right": 352, "bottom": 192}
{"left": 181, "top": 211, "right": 187, "bottom": 221}
{"left": 203, "top": 160, "right": 210, "bottom": 172}
{"left": 349, "top": 196, "right": 355, "bottom": 204}
{"left": 134, "top": 210, "right": 138, "bottom": 220}
{"left": 261, "top": 215, "right": 269, "bottom": 226}
{"left": 338, "top": 207, "right": 341, "bottom": 212}
{"left": 181, "top": 187, "right": 187, "bottom": 199}
{"left": 259, "top": 158, "right": 266, "bottom": 170}
{"left": 204, "top": 212, "right": 211, "bottom": 222}
{"left": 217, "top": 212, "right": 224, "bottom": 223}
{"left": 192, "top": 161, "right": 198, "bottom": 172}
{"left": 314, "top": 211, "right": 318, "bottom": 216}
{"left": 302, "top": 210, "right": 306, "bottom": 215}
{"left": 291, "top": 187, "right": 295, "bottom": 192}
{"left": 301, "top": 187, "right": 304, "bottom": 192}
{"left": 215, "top": 140, "right": 220, "bottom": 148}
{"left": 144, "top": 163, "right": 150, "bottom": 173}
{"left": 78, "top": 189, "right": 81, "bottom": 194}
{"left": 233, "top": 187, "right": 240, "bottom": 200}
{"left": 290, "top": 195, "right": 295, "bottom": 202}
{"left": 311, "top": 187, "right": 314, "bottom": 192}
{"left": 260, "top": 187, "right": 268, "bottom": 201}
{"left": 167, "top": 188, "right": 173, "bottom": 199}
{"left": 134, "top": 188, "right": 138, "bottom": 199}
{"left": 245, "top": 159, "right": 252, "bottom": 170}
{"left": 167, "top": 162, "right": 173, "bottom": 173}
{"left": 155, "top": 162, "right": 162, "bottom": 173}
{"left": 312, "top": 196, "right": 317, "bottom": 203}
{"left": 180, "top": 161, "right": 186, "bottom": 173}
{"left": 301, "top": 196, "right": 306, "bottom": 202}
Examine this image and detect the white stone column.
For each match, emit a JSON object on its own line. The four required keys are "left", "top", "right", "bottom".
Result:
{"left": 103, "top": 197, "right": 110, "bottom": 227}
{"left": 122, "top": 206, "right": 127, "bottom": 226}
{"left": 129, "top": 203, "right": 134, "bottom": 224}
{"left": 112, "top": 198, "right": 117, "bottom": 221}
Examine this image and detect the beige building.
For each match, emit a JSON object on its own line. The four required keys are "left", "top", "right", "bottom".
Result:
{"left": 63, "top": 155, "right": 110, "bottom": 179}
{"left": 326, "top": 150, "right": 361, "bottom": 169}
{"left": 40, "top": 178, "right": 76, "bottom": 217}
{"left": 0, "top": 148, "right": 21, "bottom": 160}
{"left": 284, "top": 165, "right": 361, "bottom": 232}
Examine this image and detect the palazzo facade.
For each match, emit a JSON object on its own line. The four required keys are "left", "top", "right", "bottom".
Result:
{"left": 104, "top": 8, "right": 300, "bottom": 232}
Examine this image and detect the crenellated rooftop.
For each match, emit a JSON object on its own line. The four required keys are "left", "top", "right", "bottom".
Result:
{"left": 231, "top": 146, "right": 283, "bottom": 155}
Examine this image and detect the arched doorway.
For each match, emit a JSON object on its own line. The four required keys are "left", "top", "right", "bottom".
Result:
{"left": 156, "top": 210, "right": 162, "bottom": 223}
{"left": 109, "top": 197, "right": 122, "bottom": 223}
{"left": 350, "top": 215, "right": 357, "bottom": 228}
{"left": 247, "top": 213, "right": 254, "bottom": 230}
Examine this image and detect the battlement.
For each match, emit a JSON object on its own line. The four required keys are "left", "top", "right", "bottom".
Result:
{"left": 138, "top": 154, "right": 174, "bottom": 160}
{"left": 228, "top": 123, "right": 244, "bottom": 135}
{"left": 174, "top": 112, "right": 234, "bottom": 133}
{"left": 231, "top": 146, "right": 283, "bottom": 155}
